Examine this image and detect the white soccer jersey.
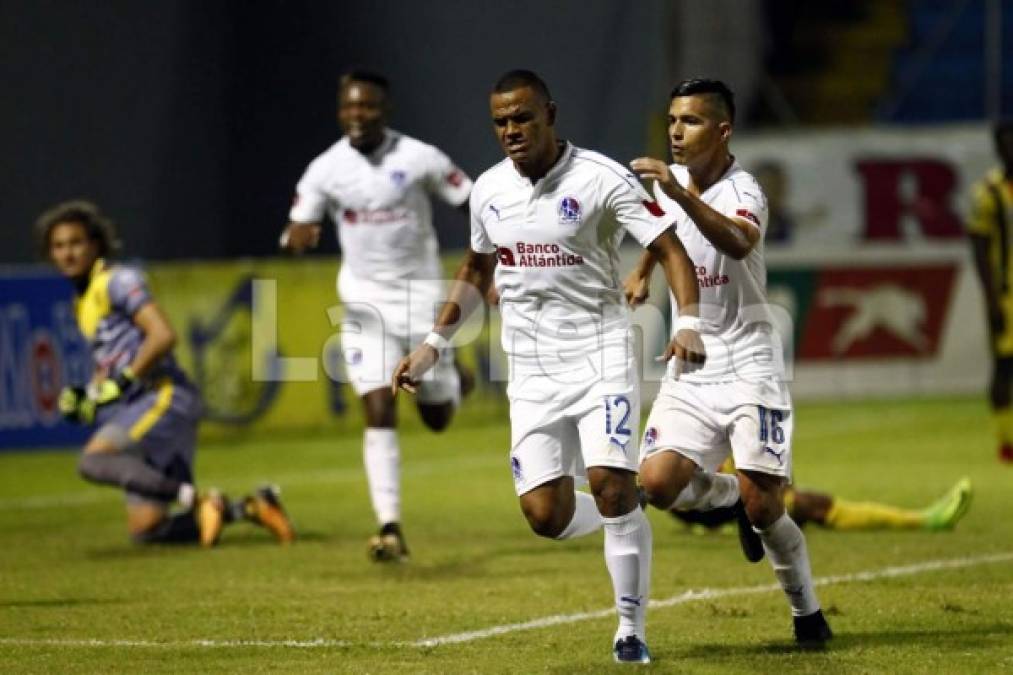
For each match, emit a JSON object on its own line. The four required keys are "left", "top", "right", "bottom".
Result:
{"left": 470, "top": 142, "right": 670, "bottom": 399}
{"left": 655, "top": 160, "right": 783, "bottom": 384}
{"left": 289, "top": 129, "right": 472, "bottom": 284}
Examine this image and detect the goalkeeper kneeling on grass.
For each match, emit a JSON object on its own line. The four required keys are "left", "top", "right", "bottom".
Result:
{"left": 38, "top": 200, "right": 295, "bottom": 547}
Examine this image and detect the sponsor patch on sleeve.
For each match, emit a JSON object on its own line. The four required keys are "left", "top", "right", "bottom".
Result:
{"left": 736, "top": 208, "right": 760, "bottom": 226}
{"left": 642, "top": 200, "right": 665, "bottom": 217}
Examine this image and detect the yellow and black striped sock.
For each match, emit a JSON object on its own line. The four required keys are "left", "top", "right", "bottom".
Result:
{"left": 823, "top": 499, "right": 924, "bottom": 530}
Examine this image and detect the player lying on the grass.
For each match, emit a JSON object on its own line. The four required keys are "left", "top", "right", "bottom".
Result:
{"left": 281, "top": 69, "right": 475, "bottom": 563}
{"left": 671, "top": 471, "right": 972, "bottom": 533}
{"left": 394, "top": 69, "right": 705, "bottom": 664}
{"left": 38, "top": 200, "right": 295, "bottom": 547}
{"left": 626, "top": 79, "right": 832, "bottom": 647}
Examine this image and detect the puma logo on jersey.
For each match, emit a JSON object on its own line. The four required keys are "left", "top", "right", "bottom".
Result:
{"left": 488, "top": 204, "right": 502, "bottom": 220}
{"left": 764, "top": 446, "right": 784, "bottom": 465}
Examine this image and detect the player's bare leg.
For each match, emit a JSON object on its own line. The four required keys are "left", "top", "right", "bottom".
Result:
{"left": 418, "top": 402, "right": 454, "bottom": 431}
{"left": 588, "top": 467, "right": 652, "bottom": 664}
{"left": 738, "top": 469, "right": 831, "bottom": 647}
{"left": 518, "top": 476, "right": 581, "bottom": 538}
{"left": 518, "top": 471, "right": 651, "bottom": 662}
{"left": 641, "top": 451, "right": 762, "bottom": 562}
{"left": 361, "top": 388, "right": 408, "bottom": 561}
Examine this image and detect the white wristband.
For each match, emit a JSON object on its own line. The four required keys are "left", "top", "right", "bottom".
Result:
{"left": 424, "top": 332, "right": 450, "bottom": 351}
{"left": 279, "top": 229, "right": 290, "bottom": 248}
{"left": 674, "top": 315, "right": 702, "bottom": 332}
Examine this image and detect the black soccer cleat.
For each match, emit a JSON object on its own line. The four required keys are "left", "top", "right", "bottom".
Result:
{"left": 612, "top": 635, "right": 651, "bottom": 664}
{"left": 734, "top": 499, "right": 765, "bottom": 563}
{"left": 794, "top": 609, "right": 833, "bottom": 648}
{"left": 368, "top": 522, "right": 409, "bottom": 562}
{"left": 669, "top": 505, "right": 737, "bottom": 531}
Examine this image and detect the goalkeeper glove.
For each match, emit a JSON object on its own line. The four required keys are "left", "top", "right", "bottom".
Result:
{"left": 86, "top": 366, "right": 137, "bottom": 407}
{"left": 58, "top": 386, "right": 96, "bottom": 425}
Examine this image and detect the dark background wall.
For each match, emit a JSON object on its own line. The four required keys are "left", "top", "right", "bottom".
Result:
{"left": 1, "top": 0, "right": 669, "bottom": 263}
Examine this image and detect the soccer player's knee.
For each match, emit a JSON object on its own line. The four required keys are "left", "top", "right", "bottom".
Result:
{"left": 129, "top": 524, "right": 160, "bottom": 545}
{"left": 590, "top": 481, "right": 630, "bottom": 517}
{"left": 638, "top": 467, "right": 677, "bottom": 508}
{"left": 743, "top": 490, "right": 782, "bottom": 528}
{"left": 77, "top": 452, "right": 104, "bottom": 483}
{"left": 521, "top": 501, "right": 565, "bottom": 538}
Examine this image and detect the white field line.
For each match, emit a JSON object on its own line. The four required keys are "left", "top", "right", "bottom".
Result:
{"left": 411, "top": 551, "right": 1013, "bottom": 647}
{"left": 1, "top": 551, "right": 1010, "bottom": 651}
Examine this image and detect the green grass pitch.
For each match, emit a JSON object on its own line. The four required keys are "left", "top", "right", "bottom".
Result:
{"left": 1, "top": 396, "right": 1011, "bottom": 673}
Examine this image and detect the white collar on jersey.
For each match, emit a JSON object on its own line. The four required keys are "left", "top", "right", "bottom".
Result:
{"left": 673, "top": 155, "right": 741, "bottom": 197}
{"left": 342, "top": 128, "right": 400, "bottom": 161}
{"left": 508, "top": 140, "right": 574, "bottom": 185}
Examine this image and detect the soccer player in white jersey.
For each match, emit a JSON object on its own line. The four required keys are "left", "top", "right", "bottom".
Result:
{"left": 625, "top": 79, "right": 833, "bottom": 647}
{"left": 281, "top": 70, "right": 474, "bottom": 562}
{"left": 393, "top": 70, "right": 705, "bottom": 664}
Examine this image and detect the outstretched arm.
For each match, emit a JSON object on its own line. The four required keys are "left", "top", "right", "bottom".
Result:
{"left": 631, "top": 157, "right": 759, "bottom": 260}
{"left": 646, "top": 230, "right": 706, "bottom": 375}
{"left": 392, "top": 250, "right": 496, "bottom": 394}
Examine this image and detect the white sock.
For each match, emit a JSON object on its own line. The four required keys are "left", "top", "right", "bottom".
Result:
{"left": 177, "top": 483, "right": 195, "bottom": 509}
{"left": 668, "top": 468, "right": 739, "bottom": 510}
{"left": 602, "top": 507, "right": 652, "bottom": 642}
{"left": 555, "top": 491, "right": 603, "bottom": 540}
{"left": 364, "top": 428, "right": 400, "bottom": 525}
{"left": 757, "top": 513, "right": 820, "bottom": 617}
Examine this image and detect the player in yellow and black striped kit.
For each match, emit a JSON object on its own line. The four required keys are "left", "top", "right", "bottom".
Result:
{"left": 967, "top": 121, "right": 1013, "bottom": 463}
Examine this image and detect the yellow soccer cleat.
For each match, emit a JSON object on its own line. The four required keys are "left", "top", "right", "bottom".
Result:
{"left": 244, "top": 485, "right": 295, "bottom": 544}
{"left": 196, "top": 489, "right": 226, "bottom": 547}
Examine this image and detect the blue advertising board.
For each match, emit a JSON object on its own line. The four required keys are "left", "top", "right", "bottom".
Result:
{"left": 0, "top": 272, "right": 91, "bottom": 449}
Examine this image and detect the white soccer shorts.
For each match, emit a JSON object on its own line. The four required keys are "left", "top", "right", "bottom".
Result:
{"left": 337, "top": 300, "right": 460, "bottom": 402}
{"left": 640, "top": 378, "right": 793, "bottom": 479}
{"left": 507, "top": 378, "right": 641, "bottom": 497}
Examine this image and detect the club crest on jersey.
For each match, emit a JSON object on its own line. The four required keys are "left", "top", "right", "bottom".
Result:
{"left": 510, "top": 455, "right": 523, "bottom": 482}
{"left": 643, "top": 426, "right": 658, "bottom": 448}
{"left": 390, "top": 170, "right": 407, "bottom": 187}
{"left": 558, "top": 196, "right": 581, "bottom": 224}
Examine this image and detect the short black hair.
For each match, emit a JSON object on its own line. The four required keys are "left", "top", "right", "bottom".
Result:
{"left": 35, "top": 200, "right": 120, "bottom": 258}
{"left": 670, "top": 78, "right": 735, "bottom": 124}
{"left": 493, "top": 69, "right": 553, "bottom": 102}
{"left": 340, "top": 69, "right": 390, "bottom": 93}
